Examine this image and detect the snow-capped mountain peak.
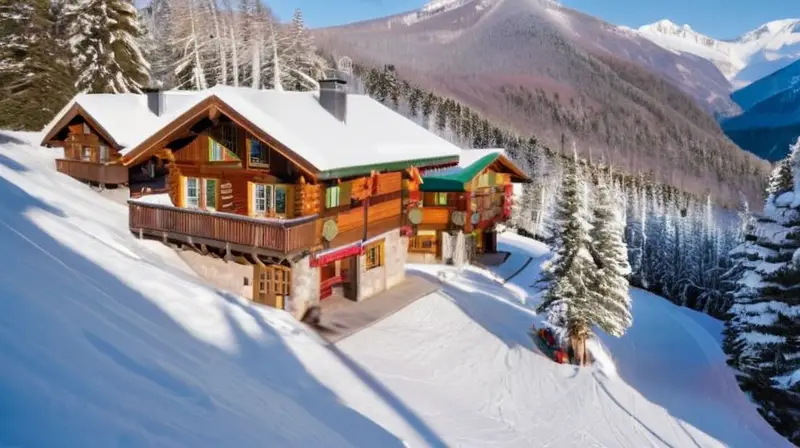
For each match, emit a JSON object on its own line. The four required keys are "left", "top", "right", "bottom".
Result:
{"left": 635, "top": 17, "right": 800, "bottom": 89}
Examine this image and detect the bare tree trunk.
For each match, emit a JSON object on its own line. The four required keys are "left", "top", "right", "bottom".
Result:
{"left": 270, "top": 22, "right": 283, "bottom": 91}
{"left": 206, "top": 0, "right": 226, "bottom": 85}
{"left": 187, "top": 0, "right": 207, "bottom": 89}
{"left": 230, "top": 27, "right": 239, "bottom": 86}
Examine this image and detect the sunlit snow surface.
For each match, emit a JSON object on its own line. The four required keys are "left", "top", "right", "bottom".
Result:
{"left": 0, "top": 132, "right": 790, "bottom": 447}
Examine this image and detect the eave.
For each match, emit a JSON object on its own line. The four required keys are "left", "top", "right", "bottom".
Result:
{"left": 317, "top": 155, "right": 460, "bottom": 180}
{"left": 40, "top": 103, "right": 122, "bottom": 151}
{"left": 120, "top": 96, "right": 321, "bottom": 180}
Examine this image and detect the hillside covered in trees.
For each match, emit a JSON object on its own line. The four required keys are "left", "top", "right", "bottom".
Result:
{"left": 313, "top": 0, "right": 771, "bottom": 208}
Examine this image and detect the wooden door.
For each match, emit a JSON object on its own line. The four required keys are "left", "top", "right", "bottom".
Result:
{"left": 343, "top": 256, "right": 358, "bottom": 300}
{"left": 253, "top": 265, "right": 291, "bottom": 309}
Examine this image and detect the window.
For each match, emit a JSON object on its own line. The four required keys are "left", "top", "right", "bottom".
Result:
{"left": 325, "top": 186, "right": 340, "bottom": 209}
{"left": 99, "top": 145, "right": 109, "bottom": 162}
{"left": 82, "top": 123, "right": 90, "bottom": 135}
{"left": 275, "top": 186, "right": 287, "bottom": 215}
{"left": 434, "top": 192, "right": 448, "bottom": 206}
{"left": 365, "top": 241, "right": 384, "bottom": 270}
{"left": 249, "top": 138, "right": 269, "bottom": 166}
{"left": 82, "top": 147, "right": 91, "bottom": 161}
{"left": 254, "top": 184, "right": 273, "bottom": 216}
{"left": 205, "top": 179, "right": 217, "bottom": 210}
{"left": 209, "top": 138, "right": 224, "bottom": 161}
{"left": 186, "top": 178, "right": 200, "bottom": 208}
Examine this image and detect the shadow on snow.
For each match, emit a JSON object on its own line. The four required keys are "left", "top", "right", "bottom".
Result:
{"left": 0, "top": 170, "right": 407, "bottom": 447}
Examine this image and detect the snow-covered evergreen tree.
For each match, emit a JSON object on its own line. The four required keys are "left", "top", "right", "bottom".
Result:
{"left": 537, "top": 153, "right": 597, "bottom": 365}
{"left": 0, "top": 0, "right": 75, "bottom": 130}
{"left": 724, "top": 139, "right": 800, "bottom": 444}
{"left": 587, "top": 174, "right": 633, "bottom": 337}
{"left": 62, "top": 0, "right": 150, "bottom": 93}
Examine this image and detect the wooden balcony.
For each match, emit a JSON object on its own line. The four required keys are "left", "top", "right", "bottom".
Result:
{"left": 129, "top": 201, "right": 320, "bottom": 256}
{"left": 56, "top": 159, "right": 128, "bottom": 185}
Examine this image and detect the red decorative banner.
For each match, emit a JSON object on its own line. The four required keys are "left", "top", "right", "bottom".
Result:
{"left": 311, "top": 244, "right": 363, "bottom": 267}
{"left": 503, "top": 184, "right": 513, "bottom": 219}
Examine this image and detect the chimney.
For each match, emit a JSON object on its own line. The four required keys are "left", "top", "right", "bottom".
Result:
{"left": 143, "top": 85, "right": 165, "bottom": 117}
{"left": 318, "top": 72, "right": 348, "bottom": 123}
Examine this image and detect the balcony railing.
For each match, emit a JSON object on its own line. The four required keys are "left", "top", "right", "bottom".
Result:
{"left": 129, "top": 201, "right": 320, "bottom": 255}
{"left": 56, "top": 159, "right": 128, "bottom": 185}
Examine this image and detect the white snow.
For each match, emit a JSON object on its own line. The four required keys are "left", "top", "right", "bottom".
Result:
{"left": 134, "top": 192, "right": 174, "bottom": 206}
{"left": 0, "top": 132, "right": 791, "bottom": 447}
{"left": 42, "top": 86, "right": 461, "bottom": 175}
{"left": 338, "top": 232, "right": 790, "bottom": 447}
{"left": 636, "top": 18, "right": 800, "bottom": 88}
{"left": 0, "top": 132, "right": 423, "bottom": 447}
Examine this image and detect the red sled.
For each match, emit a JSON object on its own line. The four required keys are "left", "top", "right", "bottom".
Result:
{"left": 529, "top": 324, "right": 568, "bottom": 364}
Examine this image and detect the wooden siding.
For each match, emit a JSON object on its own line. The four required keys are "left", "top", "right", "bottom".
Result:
{"left": 129, "top": 202, "right": 319, "bottom": 254}
{"left": 367, "top": 198, "right": 402, "bottom": 223}
{"left": 375, "top": 172, "right": 402, "bottom": 196}
{"left": 62, "top": 120, "right": 120, "bottom": 163}
{"left": 336, "top": 206, "right": 365, "bottom": 233}
{"left": 56, "top": 159, "right": 128, "bottom": 185}
{"left": 422, "top": 207, "right": 450, "bottom": 226}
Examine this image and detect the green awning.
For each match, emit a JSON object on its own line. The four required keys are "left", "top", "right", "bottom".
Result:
{"left": 420, "top": 153, "right": 501, "bottom": 192}
{"left": 317, "top": 155, "right": 459, "bottom": 180}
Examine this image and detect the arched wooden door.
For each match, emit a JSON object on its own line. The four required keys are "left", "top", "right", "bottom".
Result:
{"left": 253, "top": 265, "right": 291, "bottom": 309}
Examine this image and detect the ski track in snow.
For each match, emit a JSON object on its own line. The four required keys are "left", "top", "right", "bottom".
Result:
{"left": 0, "top": 132, "right": 792, "bottom": 448}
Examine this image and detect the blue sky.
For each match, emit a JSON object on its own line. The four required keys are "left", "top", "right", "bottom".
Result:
{"left": 136, "top": 0, "right": 797, "bottom": 39}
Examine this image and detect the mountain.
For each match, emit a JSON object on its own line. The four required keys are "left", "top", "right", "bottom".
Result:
{"left": 721, "top": 59, "right": 800, "bottom": 161}
{"left": 636, "top": 18, "right": 800, "bottom": 91}
{"left": 731, "top": 56, "right": 800, "bottom": 110}
{"left": 314, "top": 0, "right": 768, "bottom": 206}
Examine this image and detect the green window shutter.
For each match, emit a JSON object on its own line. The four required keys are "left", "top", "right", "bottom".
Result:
{"left": 326, "top": 186, "right": 340, "bottom": 208}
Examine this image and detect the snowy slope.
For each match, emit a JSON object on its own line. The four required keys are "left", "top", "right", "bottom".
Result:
{"left": 0, "top": 131, "right": 790, "bottom": 447}
{"left": 636, "top": 18, "right": 800, "bottom": 89}
{"left": 338, "top": 233, "right": 791, "bottom": 447}
{"left": 0, "top": 132, "right": 432, "bottom": 447}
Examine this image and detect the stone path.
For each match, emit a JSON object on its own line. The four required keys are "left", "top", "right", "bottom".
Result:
{"left": 315, "top": 274, "right": 440, "bottom": 344}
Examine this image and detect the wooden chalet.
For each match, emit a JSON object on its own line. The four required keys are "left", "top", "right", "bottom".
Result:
{"left": 407, "top": 149, "right": 530, "bottom": 264}
{"left": 43, "top": 80, "right": 461, "bottom": 318}
{"left": 40, "top": 91, "right": 196, "bottom": 192}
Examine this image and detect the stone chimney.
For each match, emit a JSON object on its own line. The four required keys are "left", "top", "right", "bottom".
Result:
{"left": 318, "top": 72, "right": 348, "bottom": 123}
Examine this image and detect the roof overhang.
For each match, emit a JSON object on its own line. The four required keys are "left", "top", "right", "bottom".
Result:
{"left": 40, "top": 103, "right": 122, "bottom": 150}
{"left": 420, "top": 152, "right": 531, "bottom": 192}
{"left": 120, "top": 95, "right": 321, "bottom": 179}
{"left": 317, "top": 155, "right": 459, "bottom": 180}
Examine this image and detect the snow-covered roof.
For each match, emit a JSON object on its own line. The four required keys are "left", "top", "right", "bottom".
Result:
{"left": 43, "top": 86, "right": 461, "bottom": 177}
{"left": 423, "top": 148, "right": 506, "bottom": 177}
{"left": 41, "top": 90, "right": 204, "bottom": 149}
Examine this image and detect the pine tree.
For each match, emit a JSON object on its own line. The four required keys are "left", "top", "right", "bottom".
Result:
{"left": 767, "top": 158, "right": 793, "bottom": 197}
{"left": 537, "top": 153, "right": 596, "bottom": 365}
{"left": 284, "top": 8, "right": 324, "bottom": 91}
{"left": 587, "top": 174, "right": 633, "bottom": 337}
{"left": 0, "top": 0, "right": 76, "bottom": 130}
{"left": 62, "top": 0, "right": 150, "bottom": 93}
{"left": 724, "top": 146, "right": 800, "bottom": 444}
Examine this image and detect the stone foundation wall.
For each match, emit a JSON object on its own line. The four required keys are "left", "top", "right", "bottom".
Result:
{"left": 288, "top": 255, "right": 320, "bottom": 319}
{"left": 386, "top": 234, "right": 408, "bottom": 290}
{"left": 177, "top": 250, "right": 253, "bottom": 299}
{"left": 357, "top": 229, "right": 406, "bottom": 300}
